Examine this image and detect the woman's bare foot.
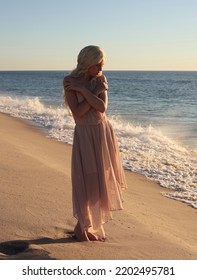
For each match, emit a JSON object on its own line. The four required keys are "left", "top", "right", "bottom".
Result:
{"left": 86, "top": 225, "right": 106, "bottom": 242}
{"left": 86, "top": 231, "right": 99, "bottom": 241}
{"left": 73, "top": 222, "right": 106, "bottom": 242}
{"left": 74, "top": 222, "right": 88, "bottom": 241}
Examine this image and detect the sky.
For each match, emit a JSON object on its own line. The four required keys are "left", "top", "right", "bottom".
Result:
{"left": 0, "top": 0, "right": 197, "bottom": 71}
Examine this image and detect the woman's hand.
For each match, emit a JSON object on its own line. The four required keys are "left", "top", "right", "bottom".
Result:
{"left": 64, "top": 78, "right": 85, "bottom": 93}
{"left": 94, "top": 75, "right": 108, "bottom": 96}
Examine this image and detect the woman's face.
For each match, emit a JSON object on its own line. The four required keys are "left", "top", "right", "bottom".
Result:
{"left": 88, "top": 61, "right": 104, "bottom": 78}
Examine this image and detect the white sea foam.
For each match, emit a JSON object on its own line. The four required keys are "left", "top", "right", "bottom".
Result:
{"left": 0, "top": 95, "right": 75, "bottom": 144}
{"left": 0, "top": 95, "right": 197, "bottom": 208}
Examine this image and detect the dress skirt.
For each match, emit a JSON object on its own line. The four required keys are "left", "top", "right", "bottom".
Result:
{"left": 71, "top": 115, "right": 127, "bottom": 238}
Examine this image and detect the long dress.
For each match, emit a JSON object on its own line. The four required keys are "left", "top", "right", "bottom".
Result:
{"left": 71, "top": 91, "right": 127, "bottom": 241}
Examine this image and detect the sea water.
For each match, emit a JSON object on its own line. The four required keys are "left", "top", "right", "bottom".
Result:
{"left": 0, "top": 71, "right": 196, "bottom": 208}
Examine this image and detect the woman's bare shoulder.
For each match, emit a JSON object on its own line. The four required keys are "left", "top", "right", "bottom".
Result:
{"left": 63, "top": 75, "right": 76, "bottom": 86}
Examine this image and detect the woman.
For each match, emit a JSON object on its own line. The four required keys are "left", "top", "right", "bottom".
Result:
{"left": 63, "top": 45, "right": 127, "bottom": 241}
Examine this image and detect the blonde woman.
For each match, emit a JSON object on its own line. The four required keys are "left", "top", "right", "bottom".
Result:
{"left": 63, "top": 45, "right": 127, "bottom": 241}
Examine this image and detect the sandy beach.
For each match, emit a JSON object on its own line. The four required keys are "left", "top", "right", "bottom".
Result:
{"left": 0, "top": 112, "right": 197, "bottom": 260}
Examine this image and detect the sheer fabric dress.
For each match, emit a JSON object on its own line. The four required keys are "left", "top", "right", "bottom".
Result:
{"left": 71, "top": 90, "right": 127, "bottom": 241}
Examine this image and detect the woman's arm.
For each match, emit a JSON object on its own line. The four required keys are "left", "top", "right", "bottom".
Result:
{"left": 80, "top": 87, "right": 107, "bottom": 113}
{"left": 63, "top": 77, "right": 91, "bottom": 118}
{"left": 65, "top": 75, "right": 108, "bottom": 113}
{"left": 91, "top": 75, "right": 108, "bottom": 110}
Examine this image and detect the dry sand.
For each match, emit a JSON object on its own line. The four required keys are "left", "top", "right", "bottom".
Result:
{"left": 0, "top": 113, "right": 197, "bottom": 260}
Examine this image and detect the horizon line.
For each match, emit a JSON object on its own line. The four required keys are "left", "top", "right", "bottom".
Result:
{"left": 1, "top": 69, "right": 197, "bottom": 72}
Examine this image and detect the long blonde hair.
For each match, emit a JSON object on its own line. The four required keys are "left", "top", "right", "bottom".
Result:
{"left": 63, "top": 45, "right": 106, "bottom": 111}
{"left": 69, "top": 45, "right": 106, "bottom": 78}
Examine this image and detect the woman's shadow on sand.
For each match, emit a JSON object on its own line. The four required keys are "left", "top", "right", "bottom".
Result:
{"left": 0, "top": 233, "right": 77, "bottom": 260}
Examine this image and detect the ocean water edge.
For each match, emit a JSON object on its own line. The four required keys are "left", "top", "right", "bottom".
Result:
{"left": 0, "top": 70, "right": 196, "bottom": 208}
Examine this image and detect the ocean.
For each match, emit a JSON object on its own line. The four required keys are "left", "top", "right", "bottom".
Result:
{"left": 0, "top": 70, "right": 196, "bottom": 208}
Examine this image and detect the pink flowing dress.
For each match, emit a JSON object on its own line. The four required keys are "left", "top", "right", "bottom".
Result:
{"left": 71, "top": 91, "right": 127, "bottom": 240}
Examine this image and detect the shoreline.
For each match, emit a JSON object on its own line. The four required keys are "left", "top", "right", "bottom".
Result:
{"left": 0, "top": 112, "right": 197, "bottom": 260}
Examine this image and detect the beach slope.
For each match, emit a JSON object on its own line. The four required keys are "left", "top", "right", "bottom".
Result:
{"left": 0, "top": 113, "right": 197, "bottom": 260}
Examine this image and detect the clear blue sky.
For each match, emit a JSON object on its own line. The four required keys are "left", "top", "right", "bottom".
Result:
{"left": 0, "top": 0, "right": 197, "bottom": 70}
